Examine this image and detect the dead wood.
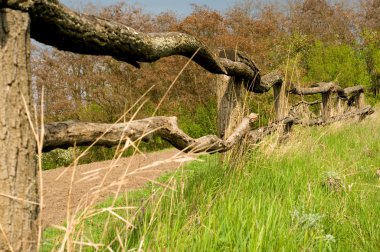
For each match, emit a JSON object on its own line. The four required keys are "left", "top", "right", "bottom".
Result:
{"left": 217, "top": 49, "right": 261, "bottom": 92}
{"left": 295, "top": 105, "right": 374, "bottom": 126}
{"left": 344, "top": 85, "right": 364, "bottom": 96}
{"left": 292, "top": 100, "right": 321, "bottom": 107}
{"left": 0, "top": 8, "right": 38, "bottom": 251}
{"left": 248, "top": 105, "right": 374, "bottom": 143}
{"left": 43, "top": 113, "right": 258, "bottom": 153}
{"left": 289, "top": 83, "right": 366, "bottom": 99}
{"left": 324, "top": 105, "right": 374, "bottom": 124}
{"left": 248, "top": 116, "right": 294, "bottom": 143}
{"left": 256, "top": 69, "right": 284, "bottom": 93}
{"left": 289, "top": 82, "right": 344, "bottom": 96}
{"left": 3, "top": 1, "right": 265, "bottom": 88}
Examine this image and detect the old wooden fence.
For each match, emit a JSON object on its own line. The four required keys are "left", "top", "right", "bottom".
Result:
{"left": 0, "top": 1, "right": 374, "bottom": 251}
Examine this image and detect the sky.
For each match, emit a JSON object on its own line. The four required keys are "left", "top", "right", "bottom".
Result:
{"left": 61, "top": 0, "right": 242, "bottom": 16}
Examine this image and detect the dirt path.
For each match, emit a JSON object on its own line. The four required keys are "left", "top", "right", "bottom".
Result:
{"left": 42, "top": 149, "right": 196, "bottom": 229}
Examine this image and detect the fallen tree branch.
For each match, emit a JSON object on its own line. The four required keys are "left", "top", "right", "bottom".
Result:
{"left": 43, "top": 113, "right": 258, "bottom": 153}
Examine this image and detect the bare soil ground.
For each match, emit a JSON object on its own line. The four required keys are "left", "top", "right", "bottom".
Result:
{"left": 42, "top": 149, "right": 196, "bottom": 229}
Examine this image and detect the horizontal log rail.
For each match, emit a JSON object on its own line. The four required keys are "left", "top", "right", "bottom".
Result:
{"left": 288, "top": 82, "right": 344, "bottom": 96}
{"left": 248, "top": 105, "right": 374, "bottom": 144}
{"left": 42, "top": 103, "right": 374, "bottom": 153}
{"left": 289, "top": 82, "right": 364, "bottom": 98}
{"left": 43, "top": 114, "right": 258, "bottom": 153}
{"left": 1, "top": 0, "right": 266, "bottom": 92}
{"left": 344, "top": 85, "right": 364, "bottom": 96}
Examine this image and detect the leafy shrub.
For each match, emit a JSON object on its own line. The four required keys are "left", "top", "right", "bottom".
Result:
{"left": 303, "top": 41, "right": 371, "bottom": 87}
{"left": 178, "top": 101, "right": 217, "bottom": 138}
{"left": 41, "top": 149, "right": 75, "bottom": 170}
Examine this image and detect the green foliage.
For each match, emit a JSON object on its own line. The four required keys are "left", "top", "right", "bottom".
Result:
{"left": 362, "top": 31, "right": 380, "bottom": 74}
{"left": 77, "top": 103, "right": 110, "bottom": 122}
{"left": 303, "top": 41, "right": 372, "bottom": 87}
{"left": 178, "top": 101, "right": 217, "bottom": 138}
{"left": 41, "top": 149, "right": 75, "bottom": 170}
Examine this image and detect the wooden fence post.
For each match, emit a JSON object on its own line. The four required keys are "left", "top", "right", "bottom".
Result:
{"left": 336, "top": 98, "right": 346, "bottom": 115}
{"left": 273, "top": 81, "right": 287, "bottom": 122}
{"left": 0, "top": 9, "right": 38, "bottom": 251}
{"left": 356, "top": 92, "right": 365, "bottom": 109}
{"left": 217, "top": 75, "right": 244, "bottom": 139}
{"left": 321, "top": 91, "right": 334, "bottom": 121}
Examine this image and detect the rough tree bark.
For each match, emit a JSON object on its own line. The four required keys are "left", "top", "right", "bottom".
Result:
{"left": 288, "top": 83, "right": 368, "bottom": 121}
{"left": 43, "top": 114, "right": 258, "bottom": 153}
{"left": 0, "top": 9, "right": 38, "bottom": 252}
{"left": 217, "top": 75, "right": 245, "bottom": 139}
{"left": 321, "top": 91, "right": 334, "bottom": 121}
{"left": 288, "top": 82, "right": 365, "bottom": 99}
{"left": 216, "top": 49, "right": 256, "bottom": 138}
{"left": 289, "top": 82, "right": 343, "bottom": 96}
{"left": 273, "top": 81, "right": 287, "bottom": 122}
{"left": 356, "top": 92, "right": 365, "bottom": 109}
{"left": 344, "top": 85, "right": 364, "bottom": 96}
{"left": 1, "top": 0, "right": 264, "bottom": 89}
{"left": 257, "top": 69, "right": 283, "bottom": 93}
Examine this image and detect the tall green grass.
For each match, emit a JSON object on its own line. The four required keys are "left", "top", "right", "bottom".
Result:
{"left": 42, "top": 113, "right": 380, "bottom": 251}
{"left": 121, "top": 114, "right": 380, "bottom": 251}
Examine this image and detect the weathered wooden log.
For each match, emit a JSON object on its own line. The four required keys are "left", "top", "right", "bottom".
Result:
{"left": 248, "top": 116, "right": 294, "bottom": 143}
{"left": 289, "top": 82, "right": 366, "bottom": 99}
{"left": 0, "top": 8, "right": 38, "bottom": 251}
{"left": 248, "top": 105, "right": 374, "bottom": 143}
{"left": 289, "top": 82, "right": 343, "bottom": 95}
{"left": 273, "top": 81, "right": 287, "bottom": 122}
{"left": 306, "top": 105, "right": 374, "bottom": 125}
{"left": 217, "top": 75, "right": 244, "bottom": 138}
{"left": 292, "top": 100, "right": 321, "bottom": 107}
{"left": 2, "top": 1, "right": 265, "bottom": 90}
{"left": 321, "top": 90, "right": 334, "bottom": 121}
{"left": 356, "top": 92, "right": 365, "bottom": 109}
{"left": 43, "top": 113, "right": 258, "bottom": 153}
{"left": 289, "top": 83, "right": 367, "bottom": 121}
{"left": 255, "top": 69, "right": 283, "bottom": 93}
{"left": 2, "top": 0, "right": 224, "bottom": 74}
{"left": 218, "top": 49, "right": 260, "bottom": 92}
{"left": 216, "top": 49, "right": 257, "bottom": 138}
{"left": 344, "top": 85, "right": 364, "bottom": 96}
